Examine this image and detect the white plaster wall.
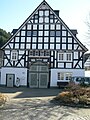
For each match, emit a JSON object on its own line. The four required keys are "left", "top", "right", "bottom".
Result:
{"left": 50, "top": 69, "right": 85, "bottom": 87}
{"left": 85, "top": 71, "right": 90, "bottom": 77}
{"left": 1, "top": 67, "right": 27, "bottom": 86}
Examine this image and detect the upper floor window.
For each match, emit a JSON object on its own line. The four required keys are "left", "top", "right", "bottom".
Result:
{"left": 58, "top": 53, "right": 64, "bottom": 61}
{"left": 11, "top": 50, "right": 18, "bottom": 61}
{"left": 66, "top": 53, "right": 72, "bottom": 61}
{"left": 58, "top": 52, "right": 72, "bottom": 61}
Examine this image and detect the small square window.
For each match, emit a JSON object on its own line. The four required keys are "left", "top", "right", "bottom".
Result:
{"left": 56, "top": 31, "right": 60, "bottom": 36}
{"left": 68, "top": 44, "right": 72, "bottom": 50}
{"left": 33, "top": 25, "right": 37, "bottom": 30}
{"left": 39, "top": 11, "right": 43, "bottom": 16}
{"left": 45, "top": 17, "right": 49, "bottom": 23}
{"left": 39, "top": 17, "right": 43, "bottom": 23}
{"left": 44, "top": 25, "right": 49, "bottom": 30}
{"left": 15, "top": 37, "right": 19, "bottom": 42}
{"left": 44, "top": 31, "right": 49, "bottom": 36}
{"left": 38, "top": 37, "right": 43, "bottom": 42}
{"left": 50, "top": 31, "right": 55, "bottom": 36}
{"left": 68, "top": 38, "right": 72, "bottom": 43}
{"left": 38, "top": 44, "right": 42, "bottom": 49}
{"left": 27, "top": 31, "right": 31, "bottom": 36}
{"left": 56, "top": 44, "right": 60, "bottom": 49}
{"left": 33, "top": 31, "right": 37, "bottom": 36}
{"left": 32, "top": 37, "right": 37, "bottom": 42}
{"left": 56, "top": 38, "right": 60, "bottom": 42}
{"left": 32, "top": 44, "right": 36, "bottom": 49}
{"left": 21, "top": 37, "right": 25, "bottom": 42}
{"left": 44, "top": 44, "right": 48, "bottom": 49}
{"left": 27, "top": 25, "right": 31, "bottom": 30}
{"left": 39, "top": 31, "right": 43, "bottom": 36}
{"left": 39, "top": 25, "right": 43, "bottom": 30}
{"left": 45, "top": 11, "right": 49, "bottom": 16}
{"left": 62, "top": 44, "right": 66, "bottom": 49}
{"left": 27, "top": 37, "right": 31, "bottom": 42}
{"left": 21, "top": 31, "right": 25, "bottom": 36}
{"left": 50, "top": 37, "right": 54, "bottom": 42}
{"left": 50, "top": 25, "right": 55, "bottom": 29}
{"left": 62, "top": 31, "right": 66, "bottom": 36}
{"left": 44, "top": 37, "right": 48, "bottom": 42}
{"left": 50, "top": 44, "right": 54, "bottom": 49}
{"left": 62, "top": 38, "right": 66, "bottom": 43}
{"left": 20, "top": 44, "right": 25, "bottom": 49}
{"left": 56, "top": 24, "right": 60, "bottom": 29}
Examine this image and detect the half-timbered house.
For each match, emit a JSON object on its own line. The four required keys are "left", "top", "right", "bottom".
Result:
{"left": 0, "top": 0, "right": 88, "bottom": 88}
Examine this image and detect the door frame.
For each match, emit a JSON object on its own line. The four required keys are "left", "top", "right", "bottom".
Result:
{"left": 6, "top": 74, "right": 15, "bottom": 87}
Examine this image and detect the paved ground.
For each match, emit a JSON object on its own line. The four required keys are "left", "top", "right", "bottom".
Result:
{"left": 0, "top": 86, "right": 61, "bottom": 99}
{"left": 0, "top": 86, "right": 90, "bottom": 120}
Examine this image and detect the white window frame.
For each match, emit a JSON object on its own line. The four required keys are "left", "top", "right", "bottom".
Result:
{"left": 11, "top": 50, "right": 18, "bottom": 61}
{"left": 58, "top": 52, "right": 72, "bottom": 62}
{"left": 58, "top": 53, "right": 64, "bottom": 61}
{"left": 58, "top": 73, "right": 64, "bottom": 80}
{"left": 66, "top": 53, "right": 72, "bottom": 61}
{"left": 57, "top": 72, "right": 72, "bottom": 81}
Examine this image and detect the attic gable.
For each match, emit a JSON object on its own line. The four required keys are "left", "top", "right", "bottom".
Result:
{"left": 1, "top": 0, "right": 88, "bottom": 52}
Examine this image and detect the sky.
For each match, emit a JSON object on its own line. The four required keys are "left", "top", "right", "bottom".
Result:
{"left": 0, "top": 0, "right": 90, "bottom": 49}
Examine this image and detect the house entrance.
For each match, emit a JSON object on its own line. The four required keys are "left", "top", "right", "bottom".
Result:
{"left": 6, "top": 74, "right": 15, "bottom": 87}
{"left": 29, "top": 62, "right": 49, "bottom": 88}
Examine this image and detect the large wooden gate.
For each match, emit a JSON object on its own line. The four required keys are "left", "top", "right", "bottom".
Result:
{"left": 29, "top": 62, "right": 49, "bottom": 88}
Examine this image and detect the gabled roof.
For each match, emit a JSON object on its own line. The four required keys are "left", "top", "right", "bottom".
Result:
{"left": 1, "top": 0, "right": 88, "bottom": 52}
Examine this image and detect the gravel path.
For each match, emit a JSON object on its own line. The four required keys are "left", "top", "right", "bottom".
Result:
{"left": 0, "top": 97, "right": 90, "bottom": 120}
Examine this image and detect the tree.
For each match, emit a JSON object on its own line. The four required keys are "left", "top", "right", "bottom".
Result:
{"left": 0, "top": 28, "right": 11, "bottom": 48}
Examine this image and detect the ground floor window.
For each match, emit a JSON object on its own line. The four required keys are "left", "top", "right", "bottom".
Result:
{"left": 57, "top": 72, "right": 72, "bottom": 81}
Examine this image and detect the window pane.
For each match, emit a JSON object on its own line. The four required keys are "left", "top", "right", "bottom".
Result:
{"left": 56, "top": 24, "right": 60, "bottom": 29}
{"left": 21, "top": 31, "right": 25, "bottom": 36}
{"left": 66, "top": 53, "right": 72, "bottom": 61}
{"left": 58, "top": 73, "right": 64, "bottom": 80}
{"left": 45, "top": 11, "right": 49, "bottom": 16}
{"left": 62, "top": 31, "right": 66, "bottom": 36}
{"left": 66, "top": 73, "right": 72, "bottom": 80}
{"left": 33, "top": 31, "right": 37, "bottom": 36}
{"left": 27, "top": 31, "right": 31, "bottom": 36}
{"left": 11, "top": 50, "right": 18, "bottom": 61}
{"left": 56, "top": 31, "right": 60, "bottom": 36}
{"left": 39, "top": 25, "right": 43, "bottom": 30}
{"left": 59, "top": 53, "right": 64, "bottom": 60}
{"left": 44, "top": 25, "right": 49, "bottom": 30}
{"left": 50, "top": 31, "right": 55, "bottom": 36}
{"left": 45, "top": 17, "right": 49, "bottom": 23}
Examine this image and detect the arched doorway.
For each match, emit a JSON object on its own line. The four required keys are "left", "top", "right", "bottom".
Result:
{"left": 28, "top": 62, "right": 49, "bottom": 88}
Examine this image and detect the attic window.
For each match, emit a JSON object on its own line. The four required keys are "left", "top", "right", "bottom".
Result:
{"left": 11, "top": 50, "right": 18, "bottom": 61}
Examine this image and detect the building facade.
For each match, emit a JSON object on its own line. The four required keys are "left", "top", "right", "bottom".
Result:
{"left": 0, "top": 0, "right": 88, "bottom": 88}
